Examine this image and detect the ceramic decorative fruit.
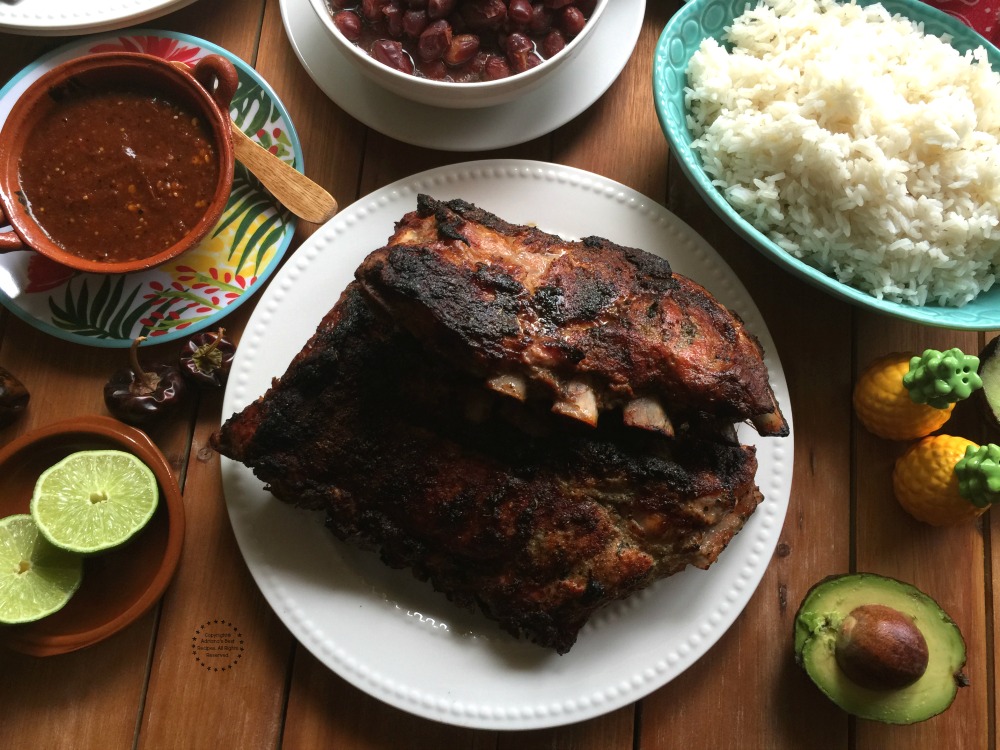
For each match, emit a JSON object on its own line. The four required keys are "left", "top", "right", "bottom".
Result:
{"left": 892, "top": 435, "right": 1000, "bottom": 525}
{"left": 853, "top": 349, "right": 981, "bottom": 440}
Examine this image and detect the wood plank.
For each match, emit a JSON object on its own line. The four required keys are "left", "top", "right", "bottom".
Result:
{"left": 637, "top": 153, "right": 854, "bottom": 746}
{"left": 514, "top": 13, "right": 665, "bottom": 750}
{"left": 137, "top": 320, "right": 296, "bottom": 749}
{"left": 0, "top": 624, "right": 157, "bottom": 749}
{"left": 554, "top": 7, "right": 668, "bottom": 194}
{"left": 282, "top": 649, "right": 499, "bottom": 750}
{"left": 635, "top": 0, "right": 855, "bottom": 742}
{"left": 853, "top": 321, "right": 989, "bottom": 749}
{"left": 249, "top": 1, "right": 368, "bottom": 235}
{"left": 126, "top": 3, "right": 303, "bottom": 748}
{"left": 498, "top": 708, "right": 634, "bottom": 750}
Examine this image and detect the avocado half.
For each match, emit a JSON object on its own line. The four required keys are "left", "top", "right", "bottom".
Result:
{"left": 976, "top": 335, "right": 1000, "bottom": 432}
{"left": 794, "top": 573, "right": 968, "bottom": 724}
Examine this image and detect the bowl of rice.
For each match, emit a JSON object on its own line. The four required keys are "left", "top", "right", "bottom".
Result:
{"left": 654, "top": 0, "right": 1000, "bottom": 329}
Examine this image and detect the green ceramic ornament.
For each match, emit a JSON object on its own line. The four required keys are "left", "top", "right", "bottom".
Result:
{"left": 903, "top": 348, "right": 982, "bottom": 410}
{"left": 956, "top": 444, "right": 1000, "bottom": 509}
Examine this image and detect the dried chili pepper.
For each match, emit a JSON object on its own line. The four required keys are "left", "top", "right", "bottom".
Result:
{"left": 104, "top": 337, "right": 187, "bottom": 426}
{"left": 179, "top": 327, "right": 235, "bottom": 388}
{"left": 0, "top": 366, "right": 29, "bottom": 426}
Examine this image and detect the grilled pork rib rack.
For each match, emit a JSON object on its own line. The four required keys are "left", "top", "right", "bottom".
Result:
{"left": 212, "top": 196, "right": 788, "bottom": 652}
{"left": 212, "top": 283, "right": 765, "bottom": 653}
{"left": 357, "top": 195, "right": 788, "bottom": 438}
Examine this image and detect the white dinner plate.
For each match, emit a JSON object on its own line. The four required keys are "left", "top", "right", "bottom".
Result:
{"left": 219, "top": 160, "right": 794, "bottom": 730}
{"left": 278, "top": 0, "right": 645, "bottom": 151}
{"left": 0, "top": 0, "right": 197, "bottom": 36}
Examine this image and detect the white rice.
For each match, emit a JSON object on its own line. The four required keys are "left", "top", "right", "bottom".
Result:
{"left": 685, "top": 0, "right": 1000, "bottom": 306}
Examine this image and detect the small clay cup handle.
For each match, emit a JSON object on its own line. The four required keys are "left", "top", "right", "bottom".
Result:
{"left": 0, "top": 207, "right": 25, "bottom": 253}
{"left": 192, "top": 55, "right": 239, "bottom": 112}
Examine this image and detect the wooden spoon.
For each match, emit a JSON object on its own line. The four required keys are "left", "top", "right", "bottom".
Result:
{"left": 230, "top": 125, "right": 339, "bottom": 224}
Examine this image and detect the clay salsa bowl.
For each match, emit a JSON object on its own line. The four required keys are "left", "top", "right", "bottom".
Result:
{"left": 0, "top": 52, "right": 238, "bottom": 274}
{"left": 0, "top": 416, "right": 185, "bottom": 656}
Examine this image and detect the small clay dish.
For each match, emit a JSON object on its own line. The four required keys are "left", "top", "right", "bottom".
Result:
{"left": 0, "top": 52, "right": 237, "bottom": 274}
{"left": 0, "top": 415, "right": 185, "bottom": 656}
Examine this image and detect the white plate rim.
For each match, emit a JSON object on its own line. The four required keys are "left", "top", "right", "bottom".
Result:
{"left": 220, "top": 158, "right": 794, "bottom": 730}
{"left": 278, "top": 0, "right": 646, "bottom": 151}
{"left": 0, "top": 0, "right": 197, "bottom": 36}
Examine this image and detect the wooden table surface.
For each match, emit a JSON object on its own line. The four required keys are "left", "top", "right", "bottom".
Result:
{"left": 0, "top": 1, "right": 995, "bottom": 748}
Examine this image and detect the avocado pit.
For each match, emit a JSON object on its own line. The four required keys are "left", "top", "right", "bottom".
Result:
{"left": 834, "top": 604, "right": 929, "bottom": 690}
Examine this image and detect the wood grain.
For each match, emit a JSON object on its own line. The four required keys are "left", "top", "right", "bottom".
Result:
{"left": 853, "top": 322, "right": 988, "bottom": 750}
{"left": 1, "top": 0, "right": 997, "bottom": 747}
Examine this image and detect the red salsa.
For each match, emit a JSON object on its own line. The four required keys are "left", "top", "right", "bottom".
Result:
{"left": 18, "top": 87, "right": 220, "bottom": 264}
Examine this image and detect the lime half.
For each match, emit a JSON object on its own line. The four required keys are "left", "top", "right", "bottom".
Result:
{"left": 30, "top": 450, "right": 159, "bottom": 554}
{"left": 0, "top": 514, "right": 83, "bottom": 624}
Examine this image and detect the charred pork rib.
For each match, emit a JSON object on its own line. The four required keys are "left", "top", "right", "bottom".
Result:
{"left": 212, "top": 283, "right": 764, "bottom": 654}
{"left": 356, "top": 195, "right": 788, "bottom": 438}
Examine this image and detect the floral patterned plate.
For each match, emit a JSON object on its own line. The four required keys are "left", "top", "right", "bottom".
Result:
{"left": 0, "top": 31, "right": 300, "bottom": 347}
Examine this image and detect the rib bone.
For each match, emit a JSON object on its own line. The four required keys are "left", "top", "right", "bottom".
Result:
{"left": 486, "top": 372, "right": 528, "bottom": 401}
{"left": 752, "top": 409, "right": 789, "bottom": 437}
{"left": 623, "top": 397, "right": 674, "bottom": 437}
{"left": 551, "top": 380, "right": 599, "bottom": 426}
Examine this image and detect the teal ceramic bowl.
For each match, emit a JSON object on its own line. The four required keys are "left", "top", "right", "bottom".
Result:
{"left": 653, "top": 0, "right": 1000, "bottom": 330}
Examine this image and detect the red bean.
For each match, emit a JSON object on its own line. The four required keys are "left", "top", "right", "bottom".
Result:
{"left": 427, "top": 0, "right": 456, "bottom": 19}
{"left": 333, "top": 10, "right": 363, "bottom": 42}
{"left": 508, "top": 0, "right": 533, "bottom": 26}
{"left": 402, "top": 9, "right": 429, "bottom": 37}
{"left": 421, "top": 60, "right": 450, "bottom": 79}
{"left": 371, "top": 39, "right": 415, "bottom": 73}
{"left": 528, "top": 3, "right": 553, "bottom": 34}
{"left": 362, "top": 0, "right": 388, "bottom": 22}
{"left": 483, "top": 54, "right": 512, "bottom": 79}
{"left": 540, "top": 28, "right": 565, "bottom": 58}
{"left": 383, "top": 2, "right": 405, "bottom": 37}
{"left": 418, "top": 19, "right": 454, "bottom": 61}
{"left": 559, "top": 6, "right": 586, "bottom": 38}
{"left": 333, "top": 0, "right": 592, "bottom": 82}
{"left": 444, "top": 33, "right": 481, "bottom": 66}
{"left": 461, "top": 0, "right": 508, "bottom": 31}
{"left": 505, "top": 31, "right": 534, "bottom": 71}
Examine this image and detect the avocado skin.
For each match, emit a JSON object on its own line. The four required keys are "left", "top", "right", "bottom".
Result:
{"left": 975, "top": 334, "right": 1000, "bottom": 434}
{"left": 793, "top": 573, "right": 967, "bottom": 725}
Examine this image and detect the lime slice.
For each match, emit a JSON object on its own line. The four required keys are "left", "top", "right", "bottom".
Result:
{"left": 0, "top": 514, "right": 83, "bottom": 624}
{"left": 30, "top": 450, "right": 159, "bottom": 554}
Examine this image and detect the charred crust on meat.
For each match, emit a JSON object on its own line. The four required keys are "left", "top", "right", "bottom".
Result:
{"left": 212, "top": 283, "right": 768, "bottom": 653}
{"left": 580, "top": 235, "right": 675, "bottom": 288}
{"left": 581, "top": 576, "right": 606, "bottom": 606}
{"left": 215, "top": 196, "right": 789, "bottom": 653}
{"left": 533, "top": 274, "right": 617, "bottom": 325}
{"left": 356, "top": 195, "right": 788, "bottom": 437}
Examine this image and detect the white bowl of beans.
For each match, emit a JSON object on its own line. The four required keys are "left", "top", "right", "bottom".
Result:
{"left": 308, "top": 0, "right": 608, "bottom": 109}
